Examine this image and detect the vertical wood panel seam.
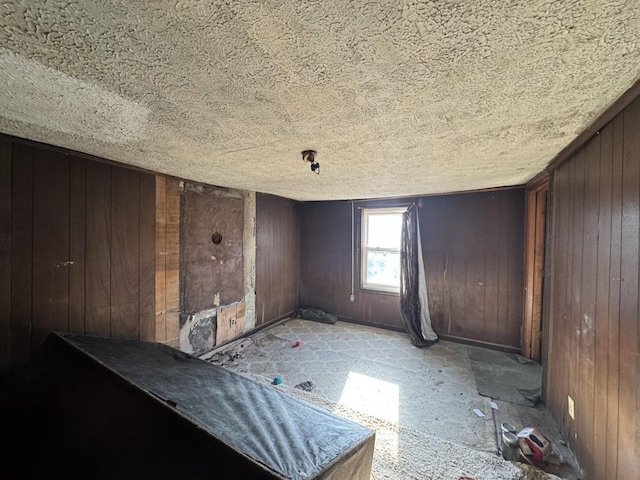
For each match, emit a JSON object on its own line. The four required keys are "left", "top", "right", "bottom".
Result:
{"left": 506, "top": 198, "right": 511, "bottom": 340}
{"left": 597, "top": 130, "right": 606, "bottom": 477}
{"left": 578, "top": 152, "right": 585, "bottom": 458}
{"left": 604, "top": 126, "right": 614, "bottom": 478}
{"left": 83, "top": 159, "right": 88, "bottom": 335}
{"left": 637, "top": 114, "right": 640, "bottom": 480}
{"left": 67, "top": 154, "right": 71, "bottom": 334}
{"left": 164, "top": 177, "right": 171, "bottom": 343}
{"left": 165, "top": 179, "right": 169, "bottom": 342}
{"left": 83, "top": 160, "right": 87, "bottom": 334}
{"left": 137, "top": 173, "right": 141, "bottom": 341}
{"left": 8, "top": 140, "right": 12, "bottom": 363}
{"left": 482, "top": 197, "right": 487, "bottom": 340}
{"left": 109, "top": 166, "right": 113, "bottom": 337}
{"left": 3, "top": 140, "right": 12, "bottom": 364}
{"left": 603, "top": 124, "right": 615, "bottom": 478}
{"left": 167, "top": 179, "right": 170, "bottom": 342}
{"left": 29, "top": 147, "right": 34, "bottom": 354}
{"left": 615, "top": 113, "right": 623, "bottom": 474}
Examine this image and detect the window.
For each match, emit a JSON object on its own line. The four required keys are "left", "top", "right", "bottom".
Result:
{"left": 361, "top": 208, "right": 405, "bottom": 292}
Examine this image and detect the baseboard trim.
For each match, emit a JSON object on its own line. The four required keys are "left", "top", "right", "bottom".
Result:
{"left": 241, "top": 312, "right": 294, "bottom": 338}
{"left": 438, "top": 334, "right": 521, "bottom": 354}
{"left": 336, "top": 316, "right": 406, "bottom": 333}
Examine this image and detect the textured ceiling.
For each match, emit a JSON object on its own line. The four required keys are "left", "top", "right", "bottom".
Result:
{"left": 1, "top": 1, "right": 639, "bottom": 201}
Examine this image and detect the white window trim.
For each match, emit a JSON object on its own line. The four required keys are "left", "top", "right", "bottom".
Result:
{"left": 361, "top": 207, "right": 406, "bottom": 293}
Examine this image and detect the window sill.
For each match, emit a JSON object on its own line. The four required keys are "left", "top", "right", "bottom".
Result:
{"left": 358, "top": 287, "right": 400, "bottom": 297}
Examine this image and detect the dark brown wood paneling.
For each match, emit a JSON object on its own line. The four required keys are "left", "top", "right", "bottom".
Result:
{"left": 505, "top": 194, "right": 525, "bottom": 348}
{"left": 110, "top": 168, "right": 140, "bottom": 339}
{"left": 579, "top": 132, "right": 600, "bottom": 476}
{"left": 298, "top": 190, "right": 525, "bottom": 347}
{"left": 0, "top": 134, "right": 172, "bottom": 365}
{"left": 569, "top": 148, "right": 585, "bottom": 451}
{"left": 605, "top": 113, "right": 624, "bottom": 480}
{"left": 10, "top": 144, "right": 34, "bottom": 364}
{"left": 447, "top": 196, "right": 470, "bottom": 337}
{"left": 0, "top": 137, "right": 11, "bottom": 367}
{"left": 31, "top": 150, "right": 70, "bottom": 350}
{"left": 545, "top": 96, "right": 640, "bottom": 480}
{"left": 69, "top": 156, "right": 87, "bottom": 334}
{"left": 85, "top": 161, "right": 112, "bottom": 337}
{"left": 423, "top": 191, "right": 524, "bottom": 348}
{"left": 139, "top": 173, "right": 156, "bottom": 342}
{"left": 483, "top": 195, "right": 501, "bottom": 345}
{"left": 496, "top": 194, "right": 513, "bottom": 347}
{"left": 298, "top": 201, "right": 358, "bottom": 323}
{"left": 464, "top": 193, "right": 487, "bottom": 341}
{"left": 255, "top": 194, "right": 299, "bottom": 326}
{"left": 617, "top": 96, "right": 639, "bottom": 479}
{"left": 420, "top": 197, "right": 446, "bottom": 330}
{"left": 593, "top": 122, "right": 613, "bottom": 480}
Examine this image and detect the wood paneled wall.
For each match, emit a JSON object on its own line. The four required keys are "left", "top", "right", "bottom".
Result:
{"left": 0, "top": 136, "right": 157, "bottom": 368}
{"left": 298, "top": 189, "right": 525, "bottom": 349}
{"left": 522, "top": 179, "right": 548, "bottom": 361}
{"left": 545, "top": 96, "right": 640, "bottom": 479}
{"left": 419, "top": 190, "right": 525, "bottom": 348}
{"left": 255, "top": 193, "right": 299, "bottom": 326}
{"left": 155, "top": 177, "right": 181, "bottom": 348}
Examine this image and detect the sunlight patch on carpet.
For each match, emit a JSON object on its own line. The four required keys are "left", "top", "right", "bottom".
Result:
{"left": 339, "top": 372, "right": 400, "bottom": 459}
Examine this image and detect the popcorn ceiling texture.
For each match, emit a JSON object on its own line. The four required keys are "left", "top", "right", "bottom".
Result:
{"left": 0, "top": 1, "right": 638, "bottom": 201}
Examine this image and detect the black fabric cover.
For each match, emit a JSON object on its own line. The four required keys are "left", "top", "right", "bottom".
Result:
{"left": 0, "top": 333, "right": 375, "bottom": 480}
{"left": 400, "top": 204, "right": 438, "bottom": 347}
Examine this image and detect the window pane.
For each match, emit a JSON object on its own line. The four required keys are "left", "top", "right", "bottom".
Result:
{"left": 365, "top": 250, "right": 400, "bottom": 288}
{"left": 367, "top": 213, "right": 402, "bottom": 249}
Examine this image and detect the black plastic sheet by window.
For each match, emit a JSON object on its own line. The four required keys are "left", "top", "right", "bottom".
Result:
{"left": 0, "top": 333, "right": 375, "bottom": 480}
{"left": 400, "top": 204, "right": 439, "bottom": 347}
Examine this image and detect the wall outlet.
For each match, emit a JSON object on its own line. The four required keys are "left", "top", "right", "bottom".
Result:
{"left": 349, "top": 294, "right": 355, "bottom": 302}
{"left": 568, "top": 395, "right": 575, "bottom": 420}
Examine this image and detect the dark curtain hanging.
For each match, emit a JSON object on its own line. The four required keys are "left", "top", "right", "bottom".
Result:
{"left": 400, "top": 204, "right": 439, "bottom": 347}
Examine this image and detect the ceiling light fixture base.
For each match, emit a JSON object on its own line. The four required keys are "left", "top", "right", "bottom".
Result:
{"left": 301, "top": 150, "right": 320, "bottom": 175}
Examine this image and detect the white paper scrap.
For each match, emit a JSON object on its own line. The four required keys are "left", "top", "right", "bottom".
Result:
{"left": 473, "top": 408, "right": 485, "bottom": 417}
{"left": 490, "top": 402, "right": 499, "bottom": 410}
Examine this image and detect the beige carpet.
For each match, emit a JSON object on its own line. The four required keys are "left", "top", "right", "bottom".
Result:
{"left": 241, "top": 371, "right": 558, "bottom": 480}
{"left": 207, "top": 320, "right": 560, "bottom": 479}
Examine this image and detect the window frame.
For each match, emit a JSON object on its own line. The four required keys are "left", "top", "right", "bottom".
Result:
{"left": 360, "top": 207, "right": 405, "bottom": 294}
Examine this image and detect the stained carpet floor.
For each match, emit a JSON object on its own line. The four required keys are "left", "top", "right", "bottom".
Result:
{"left": 206, "top": 319, "right": 563, "bottom": 480}
{"left": 467, "top": 347, "right": 543, "bottom": 407}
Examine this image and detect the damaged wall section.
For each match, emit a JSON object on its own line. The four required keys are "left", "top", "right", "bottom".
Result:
{"left": 179, "top": 182, "right": 256, "bottom": 355}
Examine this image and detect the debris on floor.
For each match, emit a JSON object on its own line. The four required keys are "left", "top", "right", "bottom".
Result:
{"left": 205, "top": 319, "right": 570, "bottom": 480}
{"left": 294, "top": 381, "right": 315, "bottom": 392}
{"left": 292, "top": 307, "right": 338, "bottom": 324}
{"left": 493, "top": 399, "right": 581, "bottom": 479}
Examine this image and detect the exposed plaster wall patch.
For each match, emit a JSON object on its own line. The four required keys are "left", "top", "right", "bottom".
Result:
{"left": 243, "top": 191, "right": 257, "bottom": 330}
